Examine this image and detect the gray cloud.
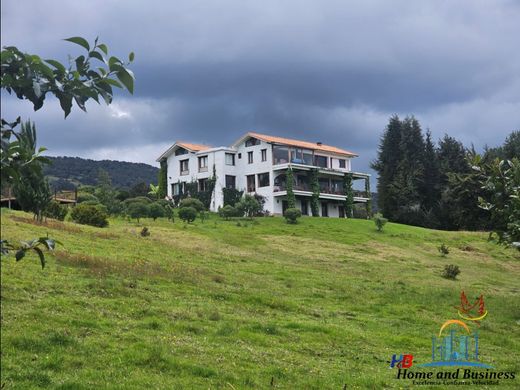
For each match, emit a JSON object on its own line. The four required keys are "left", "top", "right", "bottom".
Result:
{"left": 2, "top": 0, "right": 520, "bottom": 187}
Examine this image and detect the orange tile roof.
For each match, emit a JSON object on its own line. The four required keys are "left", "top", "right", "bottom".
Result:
{"left": 177, "top": 142, "right": 212, "bottom": 152}
{"left": 247, "top": 132, "right": 357, "bottom": 157}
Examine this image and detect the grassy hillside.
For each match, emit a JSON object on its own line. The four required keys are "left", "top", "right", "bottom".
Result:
{"left": 1, "top": 209, "right": 519, "bottom": 389}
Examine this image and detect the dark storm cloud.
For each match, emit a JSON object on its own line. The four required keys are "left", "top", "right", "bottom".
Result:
{"left": 2, "top": 0, "right": 519, "bottom": 185}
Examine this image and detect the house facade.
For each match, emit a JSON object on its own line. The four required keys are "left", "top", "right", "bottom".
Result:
{"left": 157, "top": 132, "right": 371, "bottom": 217}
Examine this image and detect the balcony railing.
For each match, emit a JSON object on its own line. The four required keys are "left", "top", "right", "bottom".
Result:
{"left": 273, "top": 184, "right": 369, "bottom": 198}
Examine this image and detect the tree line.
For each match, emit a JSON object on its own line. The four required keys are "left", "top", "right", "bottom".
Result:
{"left": 372, "top": 115, "right": 519, "bottom": 247}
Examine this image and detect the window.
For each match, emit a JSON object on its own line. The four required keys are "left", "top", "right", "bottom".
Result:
{"left": 258, "top": 172, "right": 270, "bottom": 187}
{"left": 321, "top": 202, "right": 328, "bottom": 217}
{"left": 245, "top": 138, "right": 260, "bottom": 147}
{"left": 302, "top": 149, "right": 313, "bottom": 165}
{"left": 198, "top": 178, "right": 208, "bottom": 192}
{"left": 225, "top": 175, "right": 236, "bottom": 189}
{"left": 290, "top": 148, "right": 304, "bottom": 164}
{"left": 261, "top": 149, "right": 267, "bottom": 162}
{"left": 339, "top": 159, "right": 346, "bottom": 168}
{"left": 248, "top": 151, "right": 253, "bottom": 164}
{"left": 225, "top": 153, "right": 235, "bottom": 166}
{"left": 198, "top": 155, "right": 208, "bottom": 172}
{"left": 238, "top": 153, "right": 242, "bottom": 159}
{"left": 273, "top": 145, "right": 289, "bottom": 165}
{"left": 175, "top": 148, "right": 188, "bottom": 156}
{"left": 246, "top": 175, "right": 255, "bottom": 192}
{"left": 180, "top": 159, "right": 189, "bottom": 175}
{"left": 172, "top": 183, "right": 180, "bottom": 196}
{"left": 314, "top": 155, "right": 328, "bottom": 168}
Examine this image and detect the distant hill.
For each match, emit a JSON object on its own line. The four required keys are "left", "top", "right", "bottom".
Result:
{"left": 43, "top": 156, "right": 159, "bottom": 190}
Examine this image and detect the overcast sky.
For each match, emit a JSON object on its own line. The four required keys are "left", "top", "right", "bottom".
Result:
{"left": 2, "top": 0, "right": 519, "bottom": 187}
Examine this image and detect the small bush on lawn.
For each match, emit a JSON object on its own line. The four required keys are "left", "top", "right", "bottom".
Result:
{"left": 71, "top": 204, "right": 109, "bottom": 227}
{"left": 442, "top": 264, "right": 460, "bottom": 280}
{"left": 373, "top": 213, "right": 388, "bottom": 232}
{"left": 179, "top": 198, "right": 205, "bottom": 212}
{"left": 127, "top": 202, "right": 150, "bottom": 223}
{"left": 140, "top": 227, "right": 150, "bottom": 237}
{"left": 123, "top": 196, "right": 153, "bottom": 207}
{"left": 219, "top": 205, "right": 238, "bottom": 220}
{"left": 179, "top": 206, "right": 197, "bottom": 223}
{"left": 235, "top": 195, "right": 260, "bottom": 218}
{"left": 284, "top": 208, "right": 302, "bottom": 224}
{"left": 45, "top": 201, "right": 68, "bottom": 221}
{"left": 149, "top": 203, "right": 166, "bottom": 221}
{"left": 438, "top": 243, "right": 450, "bottom": 256}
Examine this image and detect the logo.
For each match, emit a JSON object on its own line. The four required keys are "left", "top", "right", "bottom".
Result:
{"left": 416, "top": 291, "right": 491, "bottom": 368}
{"left": 388, "top": 291, "right": 516, "bottom": 386}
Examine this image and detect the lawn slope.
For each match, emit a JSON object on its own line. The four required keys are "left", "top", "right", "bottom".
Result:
{"left": 1, "top": 209, "right": 519, "bottom": 389}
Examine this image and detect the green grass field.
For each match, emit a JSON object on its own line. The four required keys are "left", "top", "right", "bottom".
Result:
{"left": 1, "top": 209, "right": 519, "bottom": 389}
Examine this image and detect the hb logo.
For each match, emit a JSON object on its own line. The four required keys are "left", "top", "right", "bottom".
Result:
{"left": 389, "top": 354, "right": 414, "bottom": 369}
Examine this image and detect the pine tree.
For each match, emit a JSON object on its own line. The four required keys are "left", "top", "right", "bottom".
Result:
{"left": 371, "top": 115, "right": 402, "bottom": 220}
{"left": 421, "top": 130, "right": 441, "bottom": 211}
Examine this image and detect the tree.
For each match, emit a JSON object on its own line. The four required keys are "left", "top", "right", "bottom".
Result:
{"left": 236, "top": 195, "right": 260, "bottom": 219}
{"left": 286, "top": 167, "right": 296, "bottom": 209}
{"left": 343, "top": 173, "right": 354, "bottom": 218}
{"left": 94, "top": 169, "right": 121, "bottom": 215}
{"left": 420, "top": 130, "right": 441, "bottom": 211}
{"left": 127, "top": 202, "right": 150, "bottom": 223}
{"left": 178, "top": 207, "right": 197, "bottom": 223}
{"left": 309, "top": 168, "right": 320, "bottom": 217}
{"left": 1, "top": 36, "right": 134, "bottom": 265}
{"left": 157, "top": 160, "right": 168, "bottom": 199}
{"left": 11, "top": 120, "right": 52, "bottom": 222}
{"left": 371, "top": 115, "right": 402, "bottom": 220}
{"left": 149, "top": 203, "right": 166, "bottom": 221}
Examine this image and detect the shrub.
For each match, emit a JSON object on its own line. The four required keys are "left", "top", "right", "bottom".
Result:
{"left": 236, "top": 195, "right": 260, "bottom": 218}
{"left": 219, "top": 205, "right": 238, "bottom": 220}
{"left": 222, "top": 187, "right": 243, "bottom": 207}
{"left": 77, "top": 193, "right": 99, "bottom": 203}
{"left": 179, "top": 198, "right": 205, "bottom": 212}
{"left": 71, "top": 204, "right": 109, "bottom": 227}
{"left": 127, "top": 202, "right": 150, "bottom": 223}
{"left": 373, "top": 213, "right": 388, "bottom": 232}
{"left": 123, "top": 196, "right": 153, "bottom": 206}
{"left": 149, "top": 203, "right": 166, "bottom": 221}
{"left": 178, "top": 206, "right": 197, "bottom": 223}
{"left": 438, "top": 243, "right": 450, "bottom": 256}
{"left": 284, "top": 208, "right": 302, "bottom": 224}
{"left": 442, "top": 264, "right": 460, "bottom": 280}
{"left": 140, "top": 227, "right": 150, "bottom": 237}
{"left": 45, "top": 201, "right": 68, "bottom": 221}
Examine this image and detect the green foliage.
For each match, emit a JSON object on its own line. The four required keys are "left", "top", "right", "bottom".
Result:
{"left": 43, "top": 156, "right": 159, "bottom": 190}
{"left": 286, "top": 168, "right": 296, "bottom": 209}
{"left": 44, "top": 201, "right": 68, "bottom": 221}
{"left": 309, "top": 168, "right": 320, "bottom": 217}
{"left": 1, "top": 236, "right": 58, "bottom": 269}
{"left": 71, "top": 203, "right": 108, "bottom": 227}
{"left": 364, "top": 178, "right": 372, "bottom": 218}
{"left": 127, "top": 202, "right": 150, "bottom": 223}
{"left": 179, "top": 198, "right": 205, "bottom": 212}
{"left": 178, "top": 206, "right": 197, "bottom": 223}
{"left": 130, "top": 182, "right": 151, "bottom": 198}
{"left": 77, "top": 193, "right": 99, "bottom": 203}
{"left": 479, "top": 158, "right": 520, "bottom": 249}
{"left": 235, "top": 195, "right": 261, "bottom": 219}
{"left": 284, "top": 208, "right": 302, "bottom": 224}
{"left": 222, "top": 187, "right": 243, "bottom": 206}
{"left": 1, "top": 37, "right": 134, "bottom": 118}
{"left": 94, "top": 169, "right": 121, "bottom": 215}
{"left": 438, "top": 243, "right": 450, "bottom": 256}
{"left": 343, "top": 173, "right": 354, "bottom": 218}
{"left": 442, "top": 264, "right": 460, "bottom": 280}
{"left": 149, "top": 203, "right": 166, "bottom": 221}
{"left": 123, "top": 196, "right": 153, "bottom": 206}
{"left": 373, "top": 213, "right": 388, "bottom": 232}
{"left": 218, "top": 205, "right": 238, "bottom": 220}
{"left": 157, "top": 161, "right": 168, "bottom": 199}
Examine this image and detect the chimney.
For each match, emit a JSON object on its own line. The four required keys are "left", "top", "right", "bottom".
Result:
{"left": 316, "top": 142, "right": 322, "bottom": 146}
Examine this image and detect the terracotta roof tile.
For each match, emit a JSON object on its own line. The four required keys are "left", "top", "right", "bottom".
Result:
{"left": 177, "top": 142, "right": 212, "bottom": 152}
{"left": 247, "top": 132, "right": 357, "bottom": 157}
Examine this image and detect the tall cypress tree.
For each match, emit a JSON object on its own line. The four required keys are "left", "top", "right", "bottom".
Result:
{"left": 371, "top": 115, "right": 402, "bottom": 219}
{"left": 421, "top": 130, "right": 440, "bottom": 211}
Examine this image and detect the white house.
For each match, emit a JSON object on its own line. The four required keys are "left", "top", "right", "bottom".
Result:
{"left": 157, "top": 132, "right": 371, "bottom": 217}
